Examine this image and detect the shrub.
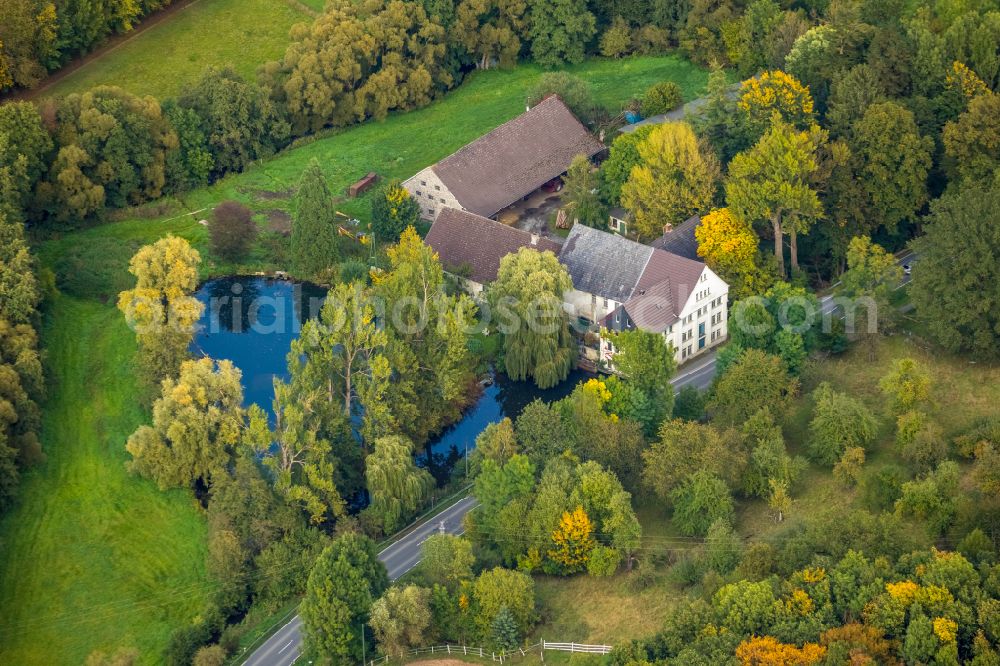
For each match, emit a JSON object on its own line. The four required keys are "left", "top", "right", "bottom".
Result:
{"left": 896, "top": 411, "right": 948, "bottom": 472}
{"left": 862, "top": 464, "right": 907, "bottom": 511}
{"left": 705, "top": 518, "right": 742, "bottom": 574}
{"left": 641, "top": 81, "right": 683, "bottom": 117}
{"left": 808, "top": 382, "right": 878, "bottom": 465}
{"left": 670, "top": 471, "right": 735, "bottom": 536}
{"left": 833, "top": 446, "right": 866, "bottom": 487}
{"left": 339, "top": 259, "right": 370, "bottom": 284}
{"left": 587, "top": 545, "right": 622, "bottom": 577}
{"left": 600, "top": 17, "right": 632, "bottom": 58}
{"left": 209, "top": 201, "right": 257, "bottom": 261}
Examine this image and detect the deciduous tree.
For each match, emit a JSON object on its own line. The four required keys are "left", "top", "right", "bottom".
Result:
{"left": 621, "top": 121, "right": 720, "bottom": 240}
{"left": 696, "top": 207, "right": 770, "bottom": 299}
{"left": 709, "top": 348, "right": 798, "bottom": 426}
{"left": 807, "top": 382, "right": 878, "bottom": 466}
{"left": 604, "top": 327, "right": 676, "bottom": 433}
{"left": 850, "top": 101, "right": 932, "bottom": 234}
{"left": 547, "top": 506, "right": 595, "bottom": 573}
{"left": 910, "top": 183, "right": 1000, "bottom": 358}
{"left": 726, "top": 120, "right": 823, "bottom": 278}
{"left": 488, "top": 248, "right": 574, "bottom": 389}
{"left": 302, "top": 532, "right": 389, "bottom": 662}
{"left": 472, "top": 567, "right": 535, "bottom": 640}
{"left": 370, "top": 584, "right": 432, "bottom": 657}
{"left": 737, "top": 70, "right": 815, "bottom": 141}
{"left": 561, "top": 154, "right": 605, "bottom": 228}
{"left": 116, "top": 235, "right": 204, "bottom": 396}
{"left": 599, "top": 17, "right": 632, "bottom": 58}
{"left": 600, "top": 125, "right": 652, "bottom": 207}
{"left": 125, "top": 358, "right": 244, "bottom": 489}
{"left": 943, "top": 92, "right": 1000, "bottom": 184}
{"left": 670, "top": 470, "right": 734, "bottom": 536}
{"left": 839, "top": 236, "right": 902, "bottom": 359}
{"left": 365, "top": 434, "right": 434, "bottom": 533}
{"left": 454, "top": 0, "right": 526, "bottom": 69}
{"left": 527, "top": 0, "right": 596, "bottom": 67}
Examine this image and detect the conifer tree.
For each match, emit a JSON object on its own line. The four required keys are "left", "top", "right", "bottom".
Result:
{"left": 291, "top": 160, "right": 341, "bottom": 277}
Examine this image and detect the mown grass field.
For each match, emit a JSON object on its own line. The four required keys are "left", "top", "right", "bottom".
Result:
{"left": 41, "top": 0, "right": 311, "bottom": 101}
{"left": 0, "top": 297, "right": 211, "bottom": 665}
{"left": 5, "top": 54, "right": 710, "bottom": 664}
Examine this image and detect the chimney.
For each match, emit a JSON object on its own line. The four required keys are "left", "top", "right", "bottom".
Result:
{"left": 530, "top": 234, "right": 539, "bottom": 246}
{"left": 662, "top": 222, "right": 674, "bottom": 235}
{"left": 599, "top": 129, "right": 605, "bottom": 143}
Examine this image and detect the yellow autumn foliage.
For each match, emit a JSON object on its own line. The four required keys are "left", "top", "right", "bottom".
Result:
{"left": 946, "top": 61, "right": 990, "bottom": 100}
{"left": 934, "top": 617, "right": 958, "bottom": 643}
{"left": 738, "top": 70, "right": 814, "bottom": 134}
{"left": 547, "top": 506, "right": 595, "bottom": 573}
{"left": 736, "top": 635, "right": 826, "bottom": 665}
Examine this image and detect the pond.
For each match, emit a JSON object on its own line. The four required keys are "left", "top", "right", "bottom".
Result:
{"left": 192, "top": 276, "right": 590, "bottom": 479}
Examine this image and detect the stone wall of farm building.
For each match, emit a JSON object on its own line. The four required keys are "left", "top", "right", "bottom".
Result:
{"left": 403, "top": 167, "right": 463, "bottom": 221}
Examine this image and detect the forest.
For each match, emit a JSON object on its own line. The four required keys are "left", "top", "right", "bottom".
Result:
{"left": 1, "top": 0, "right": 1000, "bottom": 664}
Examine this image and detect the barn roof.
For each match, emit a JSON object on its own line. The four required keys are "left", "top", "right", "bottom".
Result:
{"left": 424, "top": 208, "right": 562, "bottom": 285}
{"left": 431, "top": 96, "right": 605, "bottom": 217}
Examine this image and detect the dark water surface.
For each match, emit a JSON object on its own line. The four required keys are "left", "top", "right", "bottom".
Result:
{"left": 193, "top": 276, "right": 590, "bottom": 475}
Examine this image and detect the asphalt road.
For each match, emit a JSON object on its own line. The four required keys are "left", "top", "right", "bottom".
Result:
{"left": 243, "top": 250, "right": 916, "bottom": 665}
{"left": 242, "top": 495, "right": 479, "bottom": 666}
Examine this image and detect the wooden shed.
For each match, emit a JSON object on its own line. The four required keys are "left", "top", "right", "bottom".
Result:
{"left": 347, "top": 172, "right": 379, "bottom": 197}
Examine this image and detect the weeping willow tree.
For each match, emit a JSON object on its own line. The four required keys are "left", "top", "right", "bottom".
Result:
{"left": 488, "top": 247, "right": 574, "bottom": 389}
{"left": 365, "top": 435, "right": 434, "bottom": 533}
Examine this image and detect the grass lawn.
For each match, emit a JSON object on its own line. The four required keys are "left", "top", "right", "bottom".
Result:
{"left": 0, "top": 296, "right": 211, "bottom": 665}
{"left": 41, "top": 0, "right": 310, "bottom": 101}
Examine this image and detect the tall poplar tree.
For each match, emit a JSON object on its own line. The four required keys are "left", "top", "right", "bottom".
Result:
{"left": 291, "top": 159, "right": 341, "bottom": 277}
{"left": 725, "top": 121, "right": 824, "bottom": 278}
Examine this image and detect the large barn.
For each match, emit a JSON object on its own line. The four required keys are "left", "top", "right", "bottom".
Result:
{"left": 403, "top": 95, "right": 605, "bottom": 221}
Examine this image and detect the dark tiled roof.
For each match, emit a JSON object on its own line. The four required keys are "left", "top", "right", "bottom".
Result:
{"left": 431, "top": 96, "right": 605, "bottom": 217}
{"left": 622, "top": 280, "right": 678, "bottom": 331}
{"left": 558, "top": 224, "right": 653, "bottom": 302}
{"left": 650, "top": 214, "right": 701, "bottom": 261}
{"left": 629, "top": 249, "right": 706, "bottom": 328}
{"left": 560, "top": 223, "right": 707, "bottom": 330}
{"left": 424, "top": 207, "right": 562, "bottom": 284}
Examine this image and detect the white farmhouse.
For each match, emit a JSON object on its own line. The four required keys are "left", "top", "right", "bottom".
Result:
{"left": 558, "top": 224, "right": 728, "bottom": 365}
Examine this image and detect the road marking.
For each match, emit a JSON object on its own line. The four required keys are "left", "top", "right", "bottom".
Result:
{"left": 279, "top": 640, "right": 294, "bottom": 653}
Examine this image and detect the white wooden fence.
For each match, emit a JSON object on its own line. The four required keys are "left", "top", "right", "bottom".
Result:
{"left": 364, "top": 640, "right": 613, "bottom": 664}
